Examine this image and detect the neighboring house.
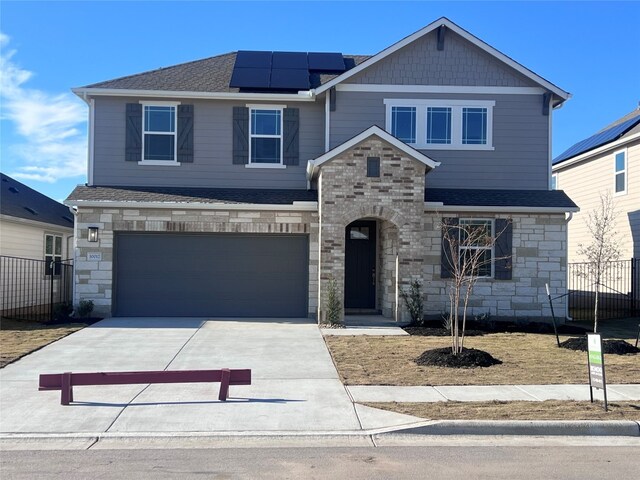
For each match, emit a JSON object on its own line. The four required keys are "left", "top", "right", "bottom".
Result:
{"left": 66, "top": 17, "right": 577, "bottom": 321}
{"left": 1, "top": 173, "right": 74, "bottom": 316}
{"left": 552, "top": 108, "right": 640, "bottom": 261}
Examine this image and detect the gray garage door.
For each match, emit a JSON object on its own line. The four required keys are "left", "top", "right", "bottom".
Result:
{"left": 114, "top": 233, "right": 308, "bottom": 317}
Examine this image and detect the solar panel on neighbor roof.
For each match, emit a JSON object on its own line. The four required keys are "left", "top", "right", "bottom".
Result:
{"left": 229, "top": 67, "right": 271, "bottom": 89}
{"left": 554, "top": 115, "right": 640, "bottom": 163}
{"left": 308, "top": 52, "right": 346, "bottom": 71}
{"left": 234, "top": 51, "right": 272, "bottom": 69}
{"left": 270, "top": 69, "right": 310, "bottom": 90}
{"left": 272, "top": 52, "right": 308, "bottom": 69}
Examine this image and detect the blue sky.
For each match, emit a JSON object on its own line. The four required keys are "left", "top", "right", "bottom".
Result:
{"left": 1, "top": 1, "right": 638, "bottom": 201}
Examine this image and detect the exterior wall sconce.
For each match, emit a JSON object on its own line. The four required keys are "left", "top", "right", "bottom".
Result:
{"left": 88, "top": 227, "right": 99, "bottom": 243}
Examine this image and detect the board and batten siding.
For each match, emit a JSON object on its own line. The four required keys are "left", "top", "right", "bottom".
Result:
{"left": 92, "top": 97, "right": 324, "bottom": 189}
{"left": 554, "top": 137, "right": 639, "bottom": 261}
{"left": 330, "top": 92, "right": 550, "bottom": 190}
{"left": 345, "top": 28, "right": 539, "bottom": 87}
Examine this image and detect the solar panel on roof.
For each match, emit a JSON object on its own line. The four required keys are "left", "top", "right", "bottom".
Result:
{"left": 234, "top": 51, "right": 272, "bottom": 69}
{"left": 270, "top": 69, "right": 310, "bottom": 90}
{"left": 554, "top": 115, "right": 640, "bottom": 164}
{"left": 272, "top": 52, "right": 308, "bottom": 69}
{"left": 308, "top": 52, "right": 346, "bottom": 71}
{"left": 229, "top": 67, "right": 271, "bottom": 89}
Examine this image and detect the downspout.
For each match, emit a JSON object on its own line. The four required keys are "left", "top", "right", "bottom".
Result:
{"left": 87, "top": 98, "right": 95, "bottom": 186}
{"left": 564, "top": 211, "right": 574, "bottom": 321}
{"left": 324, "top": 91, "right": 330, "bottom": 152}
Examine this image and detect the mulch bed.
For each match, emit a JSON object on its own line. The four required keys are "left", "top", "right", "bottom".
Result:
{"left": 559, "top": 337, "right": 640, "bottom": 355}
{"left": 415, "top": 347, "right": 502, "bottom": 368}
{"left": 405, "top": 319, "right": 588, "bottom": 337}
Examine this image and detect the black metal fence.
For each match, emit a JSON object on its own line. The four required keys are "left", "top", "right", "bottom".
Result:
{"left": 568, "top": 258, "right": 639, "bottom": 320}
{"left": 1, "top": 256, "right": 74, "bottom": 322}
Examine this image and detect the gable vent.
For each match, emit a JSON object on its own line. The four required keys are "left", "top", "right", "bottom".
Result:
{"left": 8, "top": 186, "right": 19, "bottom": 193}
{"left": 24, "top": 206, "right": 38, "bottom": 215}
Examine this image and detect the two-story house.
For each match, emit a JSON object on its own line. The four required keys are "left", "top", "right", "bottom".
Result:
{"left": 552, "top": 107, "right": 639, "bottom": 261}
{"left": 66, "top": 17, "right": 577, "bottom": 321}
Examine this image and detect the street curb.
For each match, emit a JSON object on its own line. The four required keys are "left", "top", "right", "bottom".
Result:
{"left": 382, "top": 420, "right": 640, "bottom": 437}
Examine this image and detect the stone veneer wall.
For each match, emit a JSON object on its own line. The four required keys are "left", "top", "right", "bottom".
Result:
{"left": 74, "top": 207, "right": 319, "bottom": 317}
{"left": 422, "top": 212, "right": 568, "bottom": 320}
{"left": 318, "top": 136, "right": 428, "bottom": 322}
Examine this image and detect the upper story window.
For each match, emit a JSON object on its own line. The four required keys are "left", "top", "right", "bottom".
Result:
{"left": 385, "top": 99, "right": 494, "bottom": 150}
{"left": 142, "top": 103, "right": 177, "bottom": 162}
{"left": 551, "top": 174, "right": 558, "bottom": 190}
{"left": 44, "top": 234, "right": 62, "bottom": 276}
{"left": 614, "top": 149, "right": 626, "bottom": 195}
{"left": 250, "top": 108, "right": 282, "bottom": 164}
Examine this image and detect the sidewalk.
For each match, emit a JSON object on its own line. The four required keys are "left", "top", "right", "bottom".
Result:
{"left": 347, "top": 384, "right": 640, "bottom": 403}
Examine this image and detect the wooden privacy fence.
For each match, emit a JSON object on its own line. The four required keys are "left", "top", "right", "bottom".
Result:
{"left": 568, "top": 258, "right": 639, "bottom": 320}
{"left": 0, "top": 256, "right": 74, "bottom": 322}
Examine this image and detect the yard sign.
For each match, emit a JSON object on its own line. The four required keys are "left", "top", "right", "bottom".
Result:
{"left": 587, "top": 333, "right": 608, "bottom": 411}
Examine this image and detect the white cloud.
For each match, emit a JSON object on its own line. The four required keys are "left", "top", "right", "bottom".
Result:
{"left": 0, "top": 33, "right": 87, "bottom": 183}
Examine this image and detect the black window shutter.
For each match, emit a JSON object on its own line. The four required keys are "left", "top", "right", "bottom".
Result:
{"left": 441, "top": 217, "right": 459, "bottom": 279}
{"left": 232, "top": 107, "right": 249, "bottom": 165}
{"left": 177, "top": 105, "right": 194, "bottom": 163}
{"left": 283, "top": 108, "right": 300, "bottom": 166}
{"left": 494, "top": 218, "right": 513, "bottom": 280}
{"left": 125, "top": 103, "right": 142, "bottom": 161}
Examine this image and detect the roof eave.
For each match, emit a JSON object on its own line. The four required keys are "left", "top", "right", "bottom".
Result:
{"left": 71, "top": 87, "right": 317, "bottom": 102}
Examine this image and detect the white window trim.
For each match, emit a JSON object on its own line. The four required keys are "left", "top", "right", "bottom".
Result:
{"left": 384, "top": 99, "right": 495, "bottom": 150}
{"left": 459, "top": 218, "right": 495, "bottom": 279}
{"left": 551, "top": 173, "right": 558, "bottom": 190}
{"left": 246, "top": 105, "right": 285, "bottom": 167}
{"left": 613, "top": 148, "right": 627, "bottom": 196}
{"left": 44, "top": 233, "right": 63, "bottom": 277}
{"left": 139, "top": 101, "right": 180, "bottom": 164}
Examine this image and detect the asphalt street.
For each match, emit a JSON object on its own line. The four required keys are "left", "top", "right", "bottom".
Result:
{"left": 2, "top": 444, "right": 639, "bottom": 480}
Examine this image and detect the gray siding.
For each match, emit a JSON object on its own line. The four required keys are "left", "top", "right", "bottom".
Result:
{"left": 330, "top": 92, "right": 549, "bottom": 190}
{"left": 93, "top": 97, "right": 324, "bottom": 189}
{"left": 347, "top": 29, "right": 539, "bottom": 87}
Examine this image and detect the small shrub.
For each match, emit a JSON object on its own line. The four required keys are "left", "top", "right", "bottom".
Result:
{"left": 76, "top": 299, "right": 94, "bottom": 318}
{"left": 52, "top": 302, "right": 73, "bottom": 322}
{"left": 325, "top": 277, "right": 343, "bottom": 326}
{"left": 400, "top": 280, "right": 424, "bottom": 326}
{"left": 474, "top": 311, "right": 495, "bottom": 330}
{"left": 441, "top": 311, "right": 452, "bottom": 331}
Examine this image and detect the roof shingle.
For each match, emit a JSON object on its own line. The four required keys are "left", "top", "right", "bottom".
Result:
{"left": 426, "top": 188, "right": 578, "bottom": 210}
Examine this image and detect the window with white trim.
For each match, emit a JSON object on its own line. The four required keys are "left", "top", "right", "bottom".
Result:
{"left": 551, "top": 174, "right": 557, "bottom": 190}
{"left": 44, "top": 234, "right": 62, "bottom": 276}
{"left": 250, "top": 108, "right": 283, "bottom": 164}
{"left": 459, "top": 219, "right": 493, "bottom": 278}
{"left": 385, "top": 99, "right": 494, "bottom": 150}
{"left": 614, "top": 150, "right": 626, "bottom": 194}
{"left": 143, "top": 104, "right": 176, "bottom": 161}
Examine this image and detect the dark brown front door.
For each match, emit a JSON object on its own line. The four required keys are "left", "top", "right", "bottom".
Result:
{"left": 344, "top": 221, "right": 376, "bottom": 309}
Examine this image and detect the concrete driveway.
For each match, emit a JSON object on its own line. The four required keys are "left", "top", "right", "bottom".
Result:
{"left": 0, "top": 318, "right": 421, "bottom": 435}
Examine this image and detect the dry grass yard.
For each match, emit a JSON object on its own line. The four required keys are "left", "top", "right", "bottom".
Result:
{"left": 366, "top": 400, "right": 640, "bottom": 420}
{"left": 324, "top": 332, "right": 640, "bottom": 386}
{"left": 0, "top": 318, "right": 86, "bottom": 368}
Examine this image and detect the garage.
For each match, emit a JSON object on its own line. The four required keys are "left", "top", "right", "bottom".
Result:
{"left": 113, "top": 233, "right": 309, "bottom": 317}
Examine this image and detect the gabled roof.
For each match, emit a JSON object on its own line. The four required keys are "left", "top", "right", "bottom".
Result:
{"left": 1, "top": 173, "right": 74, "bottom": 228}
{"left": 553, "top": 109, "right": 640, "bottom": 165}
{"left": 314, "top": 17, "right": 570, "bottom": 104}
{"left": 76, "top": 53, "right": 370, "bottom": 94}
{"left": 306, "top": 125, "right": 440, "bottom": 179}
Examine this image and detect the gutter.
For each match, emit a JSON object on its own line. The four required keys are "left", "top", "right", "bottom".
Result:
{"left": 424, "top": 203, "right": 579, "bottom": 214}
{"left": 72, "top": 87, "right": 316, "bottom": 102}
{"left": 64, "top": 200, "right": 319, "bottom": 212}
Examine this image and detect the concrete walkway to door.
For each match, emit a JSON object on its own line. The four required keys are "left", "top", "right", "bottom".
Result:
{"left": 0, "top": 318, "right": 423, "bottom": 435}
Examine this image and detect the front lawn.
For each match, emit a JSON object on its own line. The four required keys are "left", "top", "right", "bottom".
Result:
{"left": 0, "top": 318, "right": 87, "bottom": 368}
{"left": 324, "top": 332, "right": 640, "bottom": 385}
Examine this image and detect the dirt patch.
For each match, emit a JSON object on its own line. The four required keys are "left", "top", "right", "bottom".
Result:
{"left": 365, "top": 400, "right": 640, "bottom": 421}
{"left": 324, "top": 333, "right": 640, "bottom": 386}
{"left": 0, "top": 318, "right": 87, "bottom": 368}
{"left": 404, "top": 327, "right": 485, "bottom": 337}
{"left": 559, "top": 337, "right": 640, "bottom": 355}
{"left": 415, "top": 347, "right": 502, "bottom": 368}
